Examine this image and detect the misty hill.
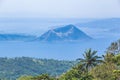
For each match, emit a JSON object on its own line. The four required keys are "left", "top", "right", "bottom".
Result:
{"left": 0, "top": 57, "right": 74, "bottom": 80}
{"left": 38, "top": 24, "right": 92, "bottom": 42}
{"left": 78, "top": 18, "right": 120, "bottom": 28}
{"left": 0, "top": 34, "right": 36, "bottom": 41}
{"left": 76, "top": 18, "right": 120, "bottom": 38}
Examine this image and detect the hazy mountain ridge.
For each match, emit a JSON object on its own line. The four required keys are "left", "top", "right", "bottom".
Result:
{"left": 0, "top": 34, "right": 36, "bottom": 41}
{"left": 77, "top": 18, "right": 120, "bottom": 28}
{"left": 0, "top": 18, "right": 119, "bottom": 41}
{"left": 76, "top": 18, "right": 120, "bottom": 38}
{"left": 0, "top": 25, "right": 92, "bottom": 42}
{"left": 38, "top": 24, "right": 92, "bottom": 42}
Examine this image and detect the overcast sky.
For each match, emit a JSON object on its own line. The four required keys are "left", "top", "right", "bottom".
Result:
{"left": 0, "top": 0, "right": 120, "bottom": 18}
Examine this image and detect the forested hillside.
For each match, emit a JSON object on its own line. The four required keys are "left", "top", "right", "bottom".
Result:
{"left": 0, "top": 57, "right": 74, "bottom": 80}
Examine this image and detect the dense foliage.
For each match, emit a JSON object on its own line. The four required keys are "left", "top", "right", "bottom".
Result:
{"left": 0, "top": 57, "right": 74, "bottom": 80}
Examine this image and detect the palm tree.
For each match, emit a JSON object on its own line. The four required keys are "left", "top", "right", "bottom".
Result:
{"left": 107, "top": 39, "right": 120, "bottom": 54}
{"left": 77, "top": 48, "right": 102, "bottom": 71}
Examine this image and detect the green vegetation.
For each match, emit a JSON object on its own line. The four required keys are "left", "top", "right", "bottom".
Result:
{"left": 0, "top": 57, "right": 74, "bottom": 80}
{"left": 58, "top": 47, "right": 120, "bottom": 80}
{"left": 17, "top": 74, "right": 56, "bottom": 80}
{"left": 77, "top": 49, "right": 102, "bottom": 71}
{"left": 1, "top": 39, "right": 120, "bottom": 80}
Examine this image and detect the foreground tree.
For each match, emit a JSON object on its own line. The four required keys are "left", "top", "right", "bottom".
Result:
{"left": 31, "top": 74, "right": 55, "bottom": 80}
{"left": 17, "top": 76, "right": 33, "bottom": 80}
{"left": 77, "top": 48, "right": 102, "bottom": 71}
{"left": 59, "top": 64, "right": 93, "bottom": 80}
{"left": 102, "top": 53, "right": 115, "bottom": 64}
{"left": 113, "top": 70, "right": 120, "bottom": 80}
{"left": 90, "top": 63, "right": 116, "bottom": 80}
{"left": 107, "top": 39, "right": 120, "bottom": 54}
{"left": 59, "top": 49, "right": 101, "bottom": 80}
{"left": 90, "top": 51, "right": 120, "bottom": 80}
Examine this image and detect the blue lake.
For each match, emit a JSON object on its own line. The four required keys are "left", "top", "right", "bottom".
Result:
{"left": 0, "top": 38, "right": 114, "bottom": 60}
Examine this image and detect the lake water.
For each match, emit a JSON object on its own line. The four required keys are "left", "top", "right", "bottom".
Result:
{"left": 0, "top": 38, "right": 114, "bottom": 60}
